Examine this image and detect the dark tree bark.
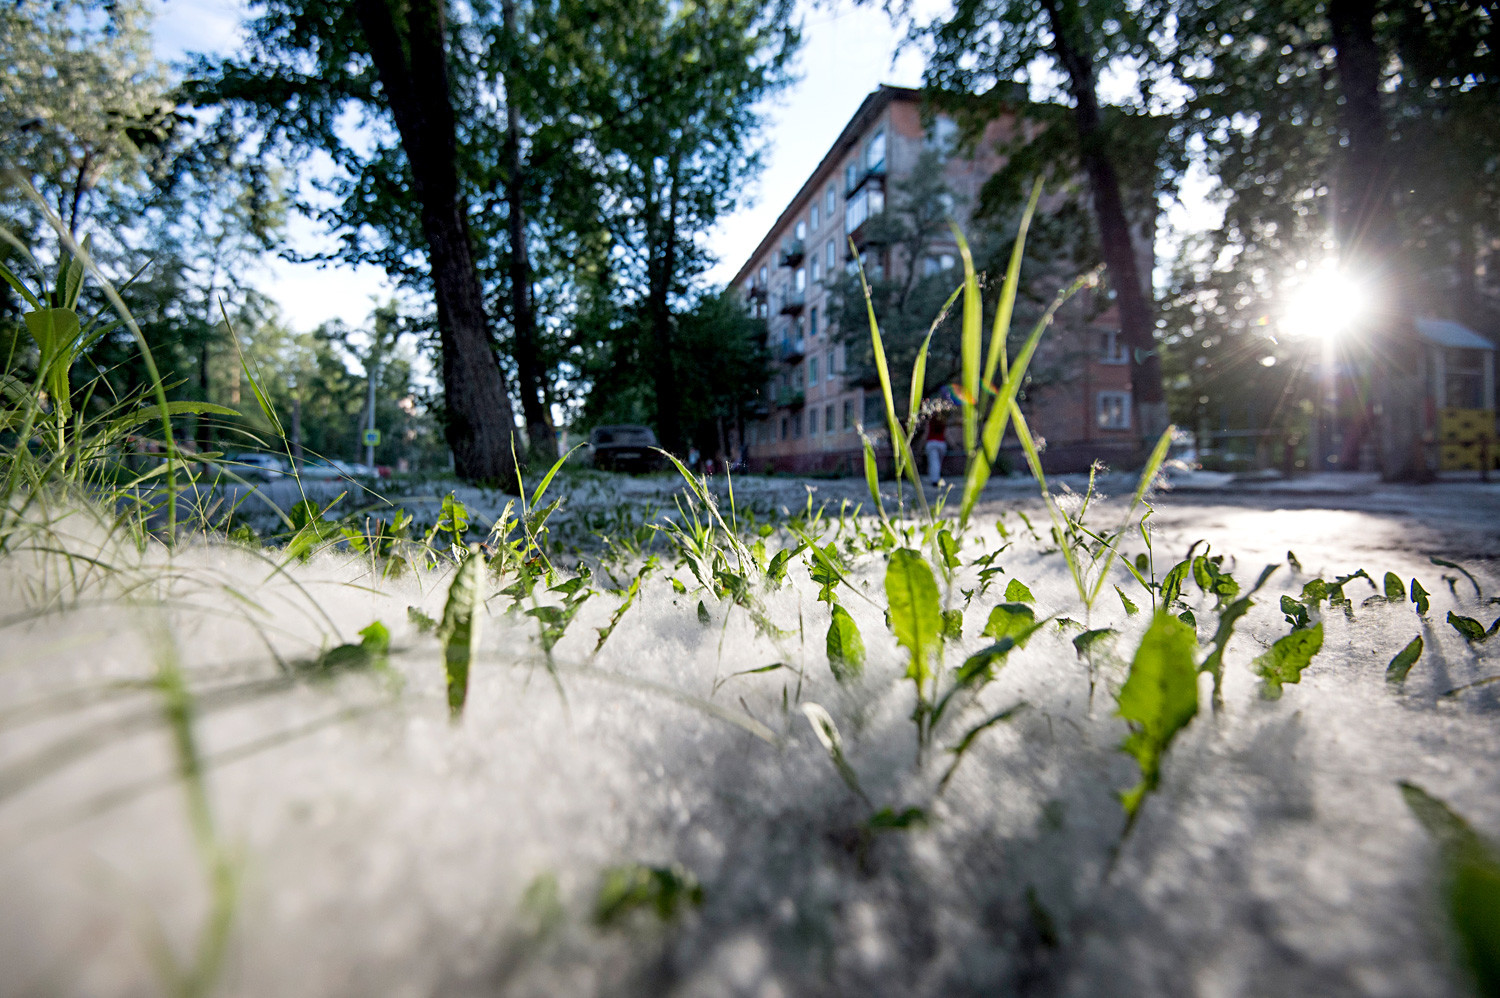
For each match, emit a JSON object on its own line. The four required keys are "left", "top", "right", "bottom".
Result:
{"left": 1328, "top": 0, "right": 1427, "bottom": 480}
{"left": 646, "top": 158, "right": 682, "bottom": 453}
{"left": 500, "top": 0, "right": 557, "bottom": 462}
{"left": 1039, "top": 0, "right": 1168, "bottom": 448}
{"left": 351, "top": 0, "right": 520, "bottom": 489}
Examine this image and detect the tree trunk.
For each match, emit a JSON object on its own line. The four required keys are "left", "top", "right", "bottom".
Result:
{"left": 501, "top": 0, "right": 557, "bottom": 462}
{"left": 1328, "top": 0, "right": 1427, "bottom": 481}
{"left": 351, "top": 0, "right": 520, "bottom": 489}
{"left": 647, "top": 159, "right": 682, "bottom": 453}
{"left": 1040, "top": 0, "right": 1168, "bottom": 451}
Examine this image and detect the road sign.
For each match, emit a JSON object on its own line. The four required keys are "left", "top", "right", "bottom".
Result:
{"left": 362, "top": 428, "right": 381, "bottom": 446}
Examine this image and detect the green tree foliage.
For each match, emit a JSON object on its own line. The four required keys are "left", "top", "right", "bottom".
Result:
{"left": 922, "top": 0, "right": 1176, "bottom": 445}
{"left": 193, "top": 0, "right": 521, "bottom": 486}
{"left": 1163, "top": 0, "right": 1499, "bottom": 477}
{"left": 572, "top": 0, "right": 798, "bottom": 452}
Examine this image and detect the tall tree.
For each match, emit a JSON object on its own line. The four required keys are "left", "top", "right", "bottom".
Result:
{"left": 194, "top": 0, "right": 521, "bottom": 487}
{"left": 1168, "top": 0, "right": 1499, "bottom": 479}
{"left": 923, "top": 0, "right": 1173, "bottom": 447}
{"left": 578, "top": 0, "right": 798, "bottom": 453}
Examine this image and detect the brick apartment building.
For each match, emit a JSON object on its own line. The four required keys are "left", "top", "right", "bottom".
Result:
{"left": 730, "top": 85, "right": 1147, "bottom": 475}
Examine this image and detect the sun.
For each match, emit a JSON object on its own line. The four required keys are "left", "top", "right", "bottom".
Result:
{"left": 1281, "top": 266, "right": 1370, "bottom": 340}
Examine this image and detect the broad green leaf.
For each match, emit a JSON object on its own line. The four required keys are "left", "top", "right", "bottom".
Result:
{"left": 865, "top": 807, "right": 928, "bottom": 831}
{"left": 439, "top": 493, "right": 470, "bottom": 546}
{"left": 697, "top": 600, "right": 711, "bottom": 626}
{"left": 594, "top": 863, "right": 703, "bottom": 927}
{"left": 1004, "top": 578, "right": 1035, "bottom": 604}
{"left": 826, "top": 604, "right": 865, "bottom": 683}
{"left": 1387, "top": 635, "right": 1423, "bottom": 684}
{"left": 1287, "top": 550, "right": 1302, "bottom": 572}
{"left": 941, "top": 608, "right": 964, "bottom": 641}
{"left": 1412, "top": 579, "right": 1431, "bottom": 615}
{"left": 1160, "top": 559, "right": 1191, "bottom": 606}
{"left": 1116, "top": 585, "right": 1139, "bottom": 616}
{"left": 1400, "top": 783, "right": 1500, "bottom": 995}
{"left": 1302, "top": 578, "right": 1330, "bottom": 605}
{"left": 1117, "top": 613, "right": 1199, "bottom": 819}
{"left": 1255, "top": 622, "right": 1324, "bottom": 699}
{"left": 886, "top": 548, "right": 943, "bottom": 689}
{"left": 671, "top": 577, "right": 687, "bottom": 595}
{"left": 983, "top": 602, "right": 1036, "bottom": 647}
{"left": 1281, "top": 595, "right": 1310, "bottom": 630}
{"left": 438, "top": 546, "right": 484, "bottom": 719}
{"left": 1448, "top": 612, "right": 1487, "bottom": 643}
{"left": 408, "top": 605, "right": 438, "bottom": 633}
{"left": 938, "top": 528, "right": 962, "bottom": 569}
{"left": 1384, "top": 572, "right": 1406, "bottom": 601}
{"left": 1073, "top": 627, "right": 1116, "bottom": 658}
{"left": 306, "top": 620, "right": 390, "bottom": 675}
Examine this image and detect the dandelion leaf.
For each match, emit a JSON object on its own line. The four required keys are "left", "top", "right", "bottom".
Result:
{"left": 1387, "top": 635, "right": 1423, "bottom": 684}
{"left": 1400, "top": 783, "right": 1500, "bottom": 995}
{"left": 826, "top": 604, "right": 866, "bottom": 683}
{"left": 1116, "top": 613, "right": 1199, "bottom": 818}
{"left": 983, "top": 602, "right": 1036, "bottom": 647}
{"left": 1004, "top": 578, "right": 1035, "bottom": 604}
{"left": 886, "top": 548, "right": 942, "bottom": 686}
{"left": 438, "top": 546, "right": 484, "bottom": 718}
{"left": 1255, "top": 622, "right": 1324, "bottom": 699}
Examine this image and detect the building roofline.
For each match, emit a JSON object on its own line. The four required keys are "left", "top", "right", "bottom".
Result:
{"left": 730, "top": 84, "right": 922, "bottom": 288}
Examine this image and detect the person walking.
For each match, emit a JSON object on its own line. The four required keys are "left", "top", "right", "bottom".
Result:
{"left": 924, "top": 411, "right": 948, "bottom": 486}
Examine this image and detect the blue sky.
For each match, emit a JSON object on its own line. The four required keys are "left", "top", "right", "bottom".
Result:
{"left": 150, "top": 0, "right": 933, "bottom": 333}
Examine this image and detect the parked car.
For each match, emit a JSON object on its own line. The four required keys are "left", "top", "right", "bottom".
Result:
{"left": 588, "top": 425, "right": 659, "bottom": 473}
{"left": 226, "top": 452, "right": 288, "bottom": 482}
{"left": 296, "top": 458, "right": 370, "bottom": 482}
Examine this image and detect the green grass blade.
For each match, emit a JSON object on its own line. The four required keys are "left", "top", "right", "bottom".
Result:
{"left": 531, "top": 442, "right": 586, "bottom": 509}
{"left": 958, "top": 269, "right": 1098, "bottom": 528}
{"left": 953, "top": 224, "right": 982, "bottom": 455}
{"left": 984, "top": 179, "right": 1043, "bottom": 389}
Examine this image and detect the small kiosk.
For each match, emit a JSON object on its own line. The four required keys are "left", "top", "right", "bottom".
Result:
{"left": 1420, "top": 318, "right": 1497, "bottom": 471}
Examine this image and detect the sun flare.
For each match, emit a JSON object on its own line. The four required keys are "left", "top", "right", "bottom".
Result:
{"left": 1281, "top": 266, "right": 1370, "bottom": 339}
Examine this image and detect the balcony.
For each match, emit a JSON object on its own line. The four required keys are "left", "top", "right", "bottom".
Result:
{"left": 773, "top": 387, "right": 806, "bottom": 410}
{"left": 844, "top": 162, "right": 886, "bottom": 197}
{"left": 779, "top": 239, "right": 805, "bottom": 267}
{"left": 746, "top": 284, "right": 767, "bottom": 301}
{"left": 774, "top": 337, "right": 806, "bottom": 364}
{"left": 778, "top": 289, "right": 806, "bottom": 315}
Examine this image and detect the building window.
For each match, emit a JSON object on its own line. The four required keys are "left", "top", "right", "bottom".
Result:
{"left": 759, "top": 265, "right": 767, "bottom": 286}
{"left": 781, "top": 417, "right": 789, "bottom": 441}
{"left": 826, "top": 184, "right": 837, "bottom": 217}
{"left": 810, "top": 204, "right": 820, "bottom": 230}
{"left": 826, "top": 239, "right": 836, "bottom": 270}
{"left": 827, "top": 350, "right": 836, "bottom": 381}
{"left": 1098, "top": 391, "right": 1131, "bottom": 430}
{"left": 824, "top": 404, "right": 834, "bottom": 434}
{"left": 811, "top": 256, "right": 821, "bottom": 283}
{"left": 809, "top": 306, "right": 818, "bottom": 337}
{"left": 1099, "top": 330, "right": 1128, "bottom": 364}
{"left": 795, "top": 267, "right": 806, "bottom": 292}
{"left": 866, "top": 129, "right": 885, "bottom": 172}
{"left": 922, "top": 253, "right": 957, "bottom": 276}
{"left": 843, "top": 399, "right": 854, "bottom": 430}
{"left": 795, "top": 219, "right": 807, "bottom": 242}
{"left": 924, "top": 116, "right": 958, "bottom": 154}
{"left": 792, "top": 413, "right": 802, "bottom": 438}
{"left": 808, "top": 407, "right": 817, "bottom": 434}
{"left": 810, "top": 356, "right": 819, "bottom": 383}
{"left": 844, "top": 161, "right": 857, "bottom": 193}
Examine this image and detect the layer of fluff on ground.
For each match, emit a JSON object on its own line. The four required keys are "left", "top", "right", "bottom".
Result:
{"left": 0, "top": 495, "right": 1496, "bottom": 998}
